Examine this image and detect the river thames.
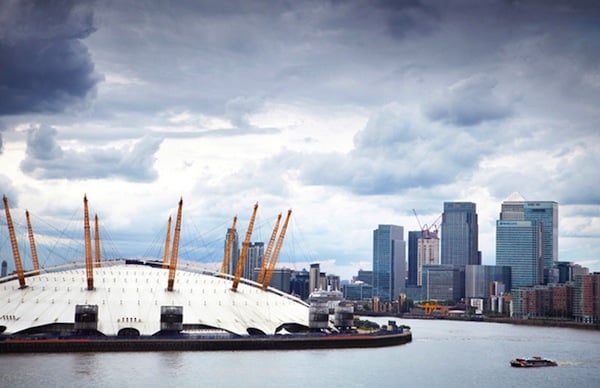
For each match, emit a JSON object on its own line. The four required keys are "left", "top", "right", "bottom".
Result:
{"left": 1, "top": 318, "right": 599, "bottom": 387}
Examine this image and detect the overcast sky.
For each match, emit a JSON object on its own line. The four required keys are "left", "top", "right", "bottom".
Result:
{"left": 1, "top": 0, "right": 599, "bottom": 280}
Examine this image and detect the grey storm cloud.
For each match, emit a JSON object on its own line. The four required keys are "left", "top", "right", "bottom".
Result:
{"left": 20, "top": 125, "right": 163, "bottom": 182}
{"left": 0, "top": 0, "right": 100, "bottom": 115}
{"left": 260, "top": 104, "right": 488, "bottom": 196}
{"left": 0, "top": 120, "right": 4, "bottom": 154}
{"left": 425, "top": 74, "right": 513, "bottom": 126}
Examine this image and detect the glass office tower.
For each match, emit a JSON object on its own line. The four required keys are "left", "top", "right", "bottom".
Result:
{"left": 496, "top": 196, "right": 558, "bottom": 289}
{"left": 372, "top": 224, "right": 406, "bottom": 301}
{"left": 441, "top": 202, "right": 480, "bottom": 267}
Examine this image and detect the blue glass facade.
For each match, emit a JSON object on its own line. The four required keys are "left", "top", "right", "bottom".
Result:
{"left": 496, "top": 220, "right": 543, "bottom": 289}
{"left": 422, "top": 264, "right": 463, "bottom": 302}
{"left": 465, "top": 264, "right": 512, "bottom": 298}
{"left": 372, "top": 224, "right": 405, "bottom": 301}
{"left": 441, "top": 202, "right": 479, "bottom": 267}
{"left": 407, "top": 231, "right": 420, "bottom": 287}
{"left": 524, "top": 202, "right": 558, "bottom": 269}
{"left": 496, "top": 199, "right": 558, "bottom": 289}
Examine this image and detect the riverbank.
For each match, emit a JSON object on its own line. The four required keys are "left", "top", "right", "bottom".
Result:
{"left": 483, "top": 316, "right": 600, "bottom": 331}
{"left": 359, "top": 311, "right": 600, "bottom": 330}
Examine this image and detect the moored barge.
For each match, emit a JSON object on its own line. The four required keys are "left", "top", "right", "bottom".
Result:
{"left": 0, "top": 329, "right": 412, "bottom": 353}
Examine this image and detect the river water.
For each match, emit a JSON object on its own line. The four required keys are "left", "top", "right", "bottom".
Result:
{"left": 1, "top": 318, "right": 599, "bottom": 388}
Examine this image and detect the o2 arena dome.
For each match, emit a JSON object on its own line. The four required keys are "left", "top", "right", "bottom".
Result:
{"left": 0, "top": 196, "right": 311, "bottom": 338}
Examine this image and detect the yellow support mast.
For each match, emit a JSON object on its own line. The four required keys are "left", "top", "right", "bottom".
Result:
{"left": 94, "top": 214, "right": 101, "bottom": 268}
{"left": 25, "top": 210, "right": 41, "bottom": 275}
{"left": 262, "top": 209, "right": 291, "bottom": 290}
{"left": 231, "top": 203, "right": 258, "bottom": 291}
{"left": 221, "top": 216, "right": 237, "bottom": 277}
{"left": 162, "top": 216, "right": 172, "bottom": 269}
{"left": 3, "top": 195, "right": 26, "bottom": 288}
{"left": 167, "top": 198, "right": 183, "bottom": 291}
{"left": 83, "top": 195, "right": 94, "bottom": 290}
{"left": 256, "top": 213, "right": 282, "bottom": 284}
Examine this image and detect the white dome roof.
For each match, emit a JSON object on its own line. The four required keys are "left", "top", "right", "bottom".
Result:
{"left": 0, "top": 261, "right": 309, "bottom": 336}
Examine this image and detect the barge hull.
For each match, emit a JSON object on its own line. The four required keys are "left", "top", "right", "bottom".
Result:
{"left": 0, "top": 331, "right": 411, "bottom": 353}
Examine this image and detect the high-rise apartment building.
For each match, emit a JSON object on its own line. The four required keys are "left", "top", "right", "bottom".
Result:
{"left": 372, "top": 224, "right": 406, "bottom": 301}
{"left": 574, "top": 273, "right": 600, "bottom": 323}
{"left": 441, "top": 202, "right": 480, "bottom": 267}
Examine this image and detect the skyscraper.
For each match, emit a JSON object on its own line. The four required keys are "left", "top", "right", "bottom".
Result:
{"left": 309, "top": 263, "right": 321, "bottom": 292}
{"left": 496, "top": 194, "right": 559, "bottom": 289}
{"left": 224, "top": 228, "right": 240, "bottom": 275}
{"left": 245, "top": 242, "right": 264, "bottom": 281}
{"left": 372, "top": 224, "right": 406, "bottom": 301}
{"left": 441, "top": 202, "right": 480, "bottom": 267}
{"left": 524, "top": 202, "right": 558, "bottom": 269}
{"left": 417, "top": 231, "right": 440, "bottom": 286}
{"left": 407, "top": 231, "right": 420, "bottom": 287}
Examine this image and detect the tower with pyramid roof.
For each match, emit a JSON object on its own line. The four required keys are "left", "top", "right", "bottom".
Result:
{"left": 496, "top": 193, "right": 558, "bottom": 289}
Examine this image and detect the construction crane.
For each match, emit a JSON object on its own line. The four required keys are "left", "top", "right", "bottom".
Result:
{"left": 256, "top": 213, "right": 282, "bottom": 284}
{"left": 220, "top": 216, "right": 237, "bottom": 277}
{"left": 412, "top": 209, "right": 442, "bottom": 239}
{"left": 262, "top": 209, "right": 292, "bottom": 290}
{"left": 232, "top": 203, "right": 259, "bottom": 291}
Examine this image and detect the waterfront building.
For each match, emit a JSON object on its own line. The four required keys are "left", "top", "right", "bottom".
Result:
{"left": 465, "top": 265, "right": 511, "bottom": 299}
{"left": 441, "top": 202, "right": 480, "bottom": 267}
{"left": 405, "top": 285, "right": 423, "bottom": 301}
{"left": 574, "top": 273, "right": 600, "bottom": 323}
{"left": 224, "top": 227, "right": 240, "bottom": 275}
{"left": 511, "top": 283, "right": 574, "bottom": 319}
{"left": 407, "top": 231, "right": 420, "bottom": 287}
{"left": 422, "top": 264, "right": 463, "bottom": 302}
{"left": 372, "top": 224, "right": 406, "bottom": 301}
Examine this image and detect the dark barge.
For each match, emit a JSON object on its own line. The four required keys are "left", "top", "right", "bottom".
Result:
{"left": 0, "top": 329, "right": 412, "bottom": 353}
